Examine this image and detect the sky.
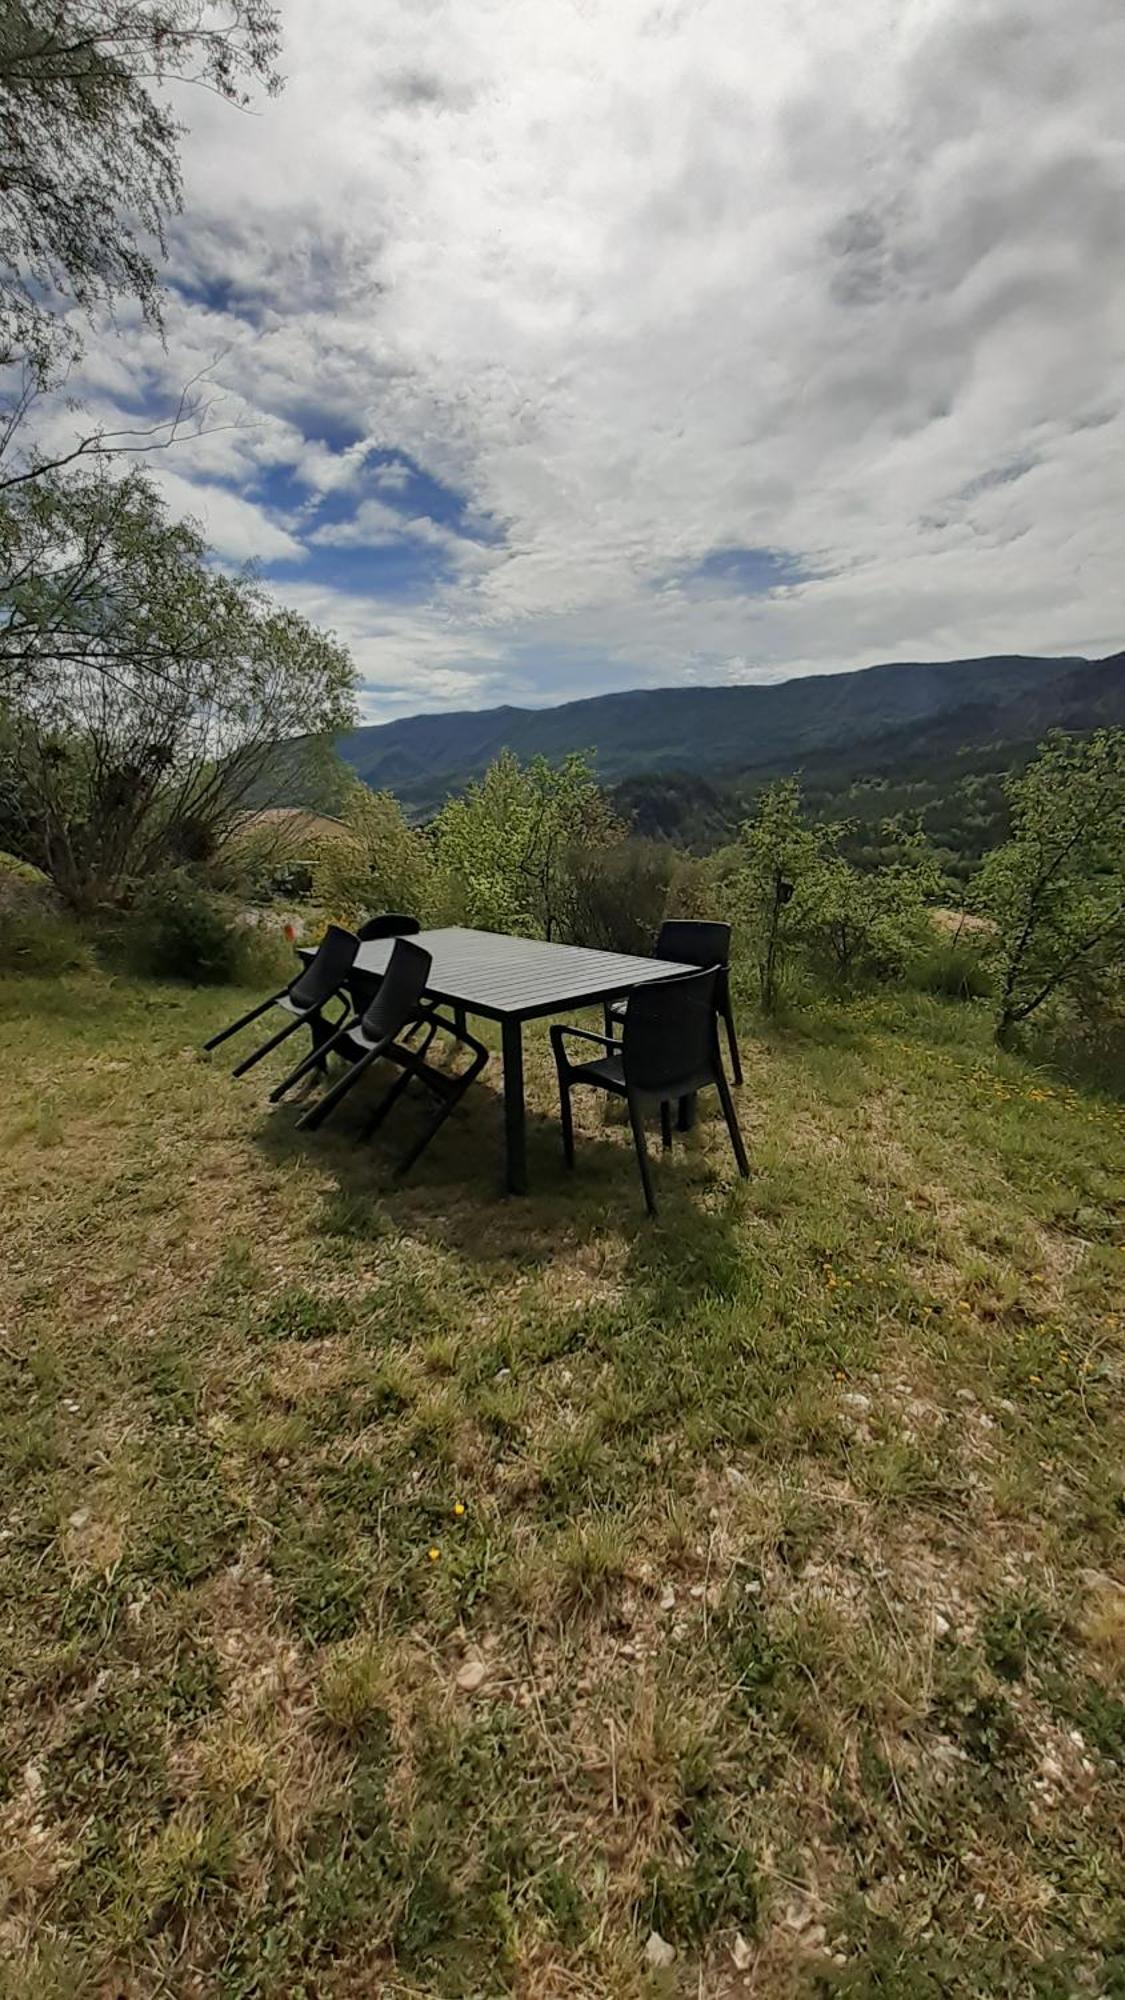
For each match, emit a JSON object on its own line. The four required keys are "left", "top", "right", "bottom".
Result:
{"left": 70, "top": 0, "right": 1125, "bottom": 721}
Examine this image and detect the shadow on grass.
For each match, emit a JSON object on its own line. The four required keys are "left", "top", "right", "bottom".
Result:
{"left": 252, "top": 1048, "right": 750, "bottom": 1299}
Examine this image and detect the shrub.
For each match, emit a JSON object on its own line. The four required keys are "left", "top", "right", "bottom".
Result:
{"left": 313, "top": 782, "right": 433, "bottom": 927}
{"left": 0, "top": 849, "right": 93, "bottom": 975}
{"left": 564, "top": 839, "right": 676, "bottom": 954}
{"left": 124, "top": 871, "right": 289, "bottom": 987}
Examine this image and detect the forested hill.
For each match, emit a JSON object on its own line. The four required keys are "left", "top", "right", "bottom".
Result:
{"left": 338, "top": 653, "right": 1114, "bottom": 815}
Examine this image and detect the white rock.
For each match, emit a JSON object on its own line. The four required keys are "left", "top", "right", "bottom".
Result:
{"left": 68, "top": 1509, "right": 90, "bottom": 1530}
{"left": 731, "top": 1932, "right": 754, "bottom": 1970}
{"left": 659, "top": 1586, "right": 676, "bottom": 1612}
{"left": 934, "top": 1612, "right": 950, "bottom": 1638}
{"left": 725, "top": 1465, "right": 745, "bottom": 1487}
{"left": 456, "top": 1658, "right": 488, "bottom": 1693}
{"left": 842, "top": 1392, "right": 871, "bottom": 1411}
{"left": 644, "top": 1930, "right": 676, "bottom": 1969}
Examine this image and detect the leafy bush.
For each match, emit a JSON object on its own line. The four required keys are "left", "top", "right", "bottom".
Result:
{"left": 432, "top": 750, "right": 623, "bottom": 940}
{"left": 124, "top": 872, "right": 289, "bottom": 986}
{"left": 565, "top": 839, "right": 676, "bottom": 954}
{"left": 802, "top": 835, "right": 943, "bottom": 985}
{"left": 0, "top": 848, "right": 93, "bottom": 974}
{"left": 312, "top": 783, "right": 433, "bottom": 927}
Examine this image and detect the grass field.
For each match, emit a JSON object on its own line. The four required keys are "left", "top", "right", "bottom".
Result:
{"left": 0, "top": 966, "right": 1122, "bottom": 1998}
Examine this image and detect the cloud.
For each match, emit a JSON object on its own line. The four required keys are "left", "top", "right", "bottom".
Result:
{"left": 48, "top": 0, "right": 1125, "bottom": 715}
{"left": 153, "top": 467, "right": 305, "bottom": 565}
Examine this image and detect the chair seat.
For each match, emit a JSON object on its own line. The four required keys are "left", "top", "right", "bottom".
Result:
{"left": 277, "top": 993, "right": 314, "bottom": 1019}
{"left": 570, "top": 1051, "right": 627, "bottom": 1092}
{"left": 568, "top": 1052, "right": 715, "bottom": 1101}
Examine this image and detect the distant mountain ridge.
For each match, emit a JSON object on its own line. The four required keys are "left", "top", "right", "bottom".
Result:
{"left": 338, "top": 653, "right": 1122, "bottom": 816}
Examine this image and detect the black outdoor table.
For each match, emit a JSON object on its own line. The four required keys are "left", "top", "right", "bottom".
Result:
{"left": 303, "top": 925, "right": 692, "bottom": 1193}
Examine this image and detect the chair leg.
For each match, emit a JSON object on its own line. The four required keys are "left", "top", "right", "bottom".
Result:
{"left": 558, "top": 1075, "right": 576, "bottom": 1167}
{"left": 659, "top": 1100, "right": 673, "bottom": 1151}
{"left": 202, "top": 992, "right": 280, "bottom": 1052}
{"left": 626, "top": 1092, "right": 657, "bottom": 1217}
{"left": 231, "top": 1012, "right": 306, "bottom": 1078}
{"left": 722, "top": 997, "right": 743, "bottom": 1086}
{"left": 394, "top": 1044, "right": 489, "bottom": 1178}
{"left": 297, "top": 1042, "right": 387, "bottom": 1131}
{"left": 270, "top": 1019, "right": 354, "bottom": 1102}
{"left": 362, "top": 1059, "right": 417, "bottom": 1139}
{"left": 714, "top": 1066, "right": 750, "bottom": 1179}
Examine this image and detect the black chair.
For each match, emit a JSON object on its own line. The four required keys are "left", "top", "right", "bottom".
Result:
{"left": 202, "top": 924, "right": 358, "bottom": 1078}
{"left": 271, "top": 937, "right": 490, "bottom": 1178}
{"left": 605, "top": 920, "right": 742, "bottom": 1085}
{"left": 357, "top": 912, "right": 422, "bottom": 942}
{"left": 553, "top": 965, "right": 749, "bottom": 1217}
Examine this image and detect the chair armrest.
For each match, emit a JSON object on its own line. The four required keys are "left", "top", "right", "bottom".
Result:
{"left": 549, "top": 1023, "right": 620, "bottom": 1059}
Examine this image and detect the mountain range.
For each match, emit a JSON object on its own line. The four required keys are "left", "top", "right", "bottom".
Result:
{"left": 337, "top": 652, "right": 1124, "bottom": 818}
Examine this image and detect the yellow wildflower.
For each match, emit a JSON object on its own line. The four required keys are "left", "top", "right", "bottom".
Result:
{"left": 427, "top": 1546, "right": 441, "bottom": 1562}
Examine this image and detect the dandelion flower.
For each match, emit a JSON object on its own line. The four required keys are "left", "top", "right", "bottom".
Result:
{"left": 428, "top": 1546, "right": 441, "bottom": 1562}
{"left": 453, "top": 1500, "right": 466, "bottom": 1517}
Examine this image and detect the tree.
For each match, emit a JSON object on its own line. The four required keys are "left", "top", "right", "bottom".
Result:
{"left": 313, "top": 781, "right": 433, "bottom": 927}
{"left": 431, "top": 749, "right": 621, "bottom": 940}
{"left": 802, "top": 825, "right": 943, "bottom": 983}
{"left": 0, "top": 0, "right": 281, "bottom": 393}
{"left": 726, "top": 778, "right": 833, "bottom": 1011}
{"left": 973, "top": 730, "right": 1125, "bottom": 1044}
{"left": 0, "top": 464, "right": 355, "bottom": 905}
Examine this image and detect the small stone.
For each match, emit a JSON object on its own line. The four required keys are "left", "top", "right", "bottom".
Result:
{"left": 689, "top": 1584, "right": 704, "bottom": 1600}
{"left": 659, "top": 1585, "right": 676, "bottom": 1612}
{"left": 934, "top": 1612, "right": 950, "bottom": 1638}
{"left": 725, "top": 1465, "right": 745, "bottom": 1487}
{"left": 644, "top": 1930, "right": 675, "bottom": 1969}
{"left": 456, "top": 1658, "right": 488, "bottom": 1694}
{"left": 842, "top": 1391, "right": 871, "bottom": 1411}
{"left": 23, "top": 1762, "right": 44, "bottom": 1797}
{"left": 67, "top": 1509, "right": 90, "bottom": 1530}
{"left": 731, "top": 1932, "right": 753, "bottom": 1970}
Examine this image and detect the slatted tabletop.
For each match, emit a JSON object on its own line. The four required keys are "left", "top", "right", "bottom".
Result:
{"left": 351, "top": 926, "right": 691, "bottom": 1022}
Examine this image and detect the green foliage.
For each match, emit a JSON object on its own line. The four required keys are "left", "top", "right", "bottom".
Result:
{"left": 124, "top": 870, "right": 288, "bottom": 986}
{"left": 973, "top": 730, "right": 1125, "bottom": 1042}
{"left": 565, "top": 837, "right": 676, "bottom": 953}
{"left": 312, "top": 781, "right": 433, "bottom": 926}
{"left": 431, "top": 748, "right": 622, "bottom": 939}
{"left": 802, "top": 828, "right": 944, "bottom": 984}
{"left": 914, "top": 937, "right": 995, "bottom": 1001}
{"left": 723, "top": 779, "right": 837, "bottom": 1010}
{"left": 0, "top": 465, "right": 355, "bottom": 905}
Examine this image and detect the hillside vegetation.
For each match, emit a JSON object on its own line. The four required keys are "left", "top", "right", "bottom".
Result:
{"left": 337, "top": 655, "right": 1123, "bottom": 819}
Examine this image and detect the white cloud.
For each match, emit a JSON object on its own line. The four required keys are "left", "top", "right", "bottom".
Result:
{"left": 58, "top": 0, "right": 1125, "bottom": 713}
{"left": 152, "top": 467, "right": 305, "bottom": 565}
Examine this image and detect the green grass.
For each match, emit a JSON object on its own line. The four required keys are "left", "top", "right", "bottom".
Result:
{"left": 0, "top": 966, "right": 1122, "bottom": 1997}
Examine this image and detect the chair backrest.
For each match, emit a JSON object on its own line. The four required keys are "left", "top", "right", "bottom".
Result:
{"left": 657, "top": 919, "right": 732, "bottom": 969}
{"left": 622, "top": 965, "right": 719, "bottom": 1094}
{"left": 357, "top": 912, "right": 422, "bottom": 942}
{"left": 357, "top": 937, "right": 432, "bottom": 1042}
{"left": 288, "top": 925, "right": 358, "bottom": 1010}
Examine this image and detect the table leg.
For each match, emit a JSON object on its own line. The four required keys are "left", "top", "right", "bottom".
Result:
{"left": 677, "top": 1091, "right": 697, "bottom": 1131}
{"left": 501, "top": 1017, "right": 527, "bottom": 1194}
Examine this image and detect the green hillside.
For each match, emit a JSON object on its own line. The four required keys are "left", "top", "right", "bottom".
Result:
{"left": 339, "top": 654, "right": 1108, "bottom": 815}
